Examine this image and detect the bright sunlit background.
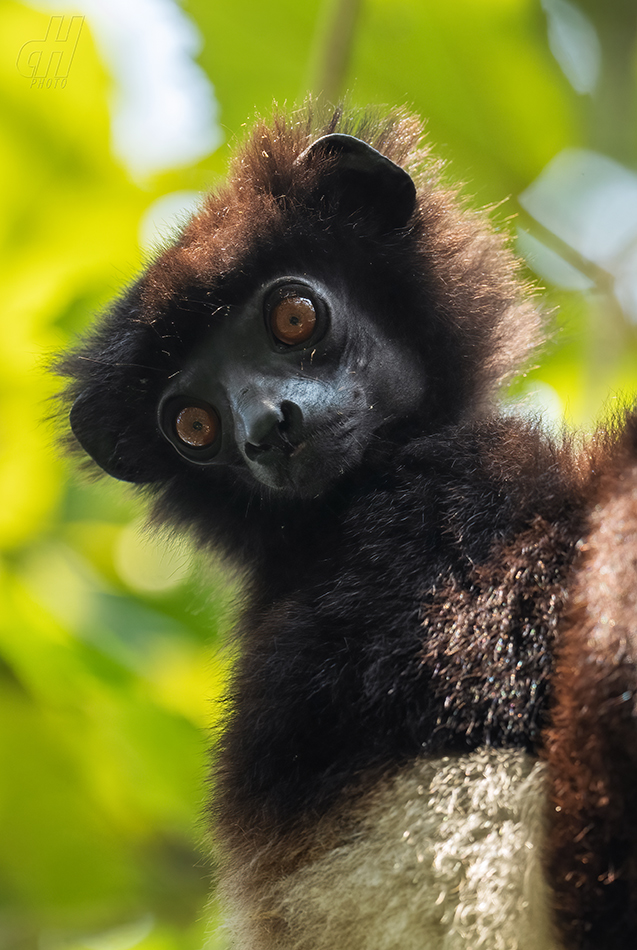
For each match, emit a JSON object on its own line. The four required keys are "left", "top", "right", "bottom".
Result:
{"left": 1, "top": 1, "right": 637, "bottom": 948}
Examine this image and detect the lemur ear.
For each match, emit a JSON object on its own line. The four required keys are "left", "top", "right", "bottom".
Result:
{"left": 70, "top": 390, "right": 152, "bottom": 483}
{"left": 296, "top": 133, "right": 417, "bottom": 232}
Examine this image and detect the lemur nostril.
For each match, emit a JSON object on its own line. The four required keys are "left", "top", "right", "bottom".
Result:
{"left": 280, "top": 400, "right": 304, "bottom": 442}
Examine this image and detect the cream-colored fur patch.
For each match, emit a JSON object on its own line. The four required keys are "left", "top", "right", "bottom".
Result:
{"left": 222, "top": 749, "right": 561, "bottom": 950}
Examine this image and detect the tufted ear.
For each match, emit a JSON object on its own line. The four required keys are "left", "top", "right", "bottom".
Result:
{"left": 296, "top": 133, "right": 417, "bottom": 232}
{"left": 70, "top": 389, "right": 153, "bottom": 483}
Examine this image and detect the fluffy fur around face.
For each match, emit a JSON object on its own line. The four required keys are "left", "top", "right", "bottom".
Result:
{"left": 60, "top": 106, "right": 637, "bottom": 950}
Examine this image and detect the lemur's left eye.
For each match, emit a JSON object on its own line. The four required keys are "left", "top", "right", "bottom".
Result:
{"left": 270, "top": 294, "right": 317, "bottom": 345}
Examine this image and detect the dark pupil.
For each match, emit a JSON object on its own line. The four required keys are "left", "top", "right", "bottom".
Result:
{"left": 192, "top": 420, "right": 203, "bottom": 430}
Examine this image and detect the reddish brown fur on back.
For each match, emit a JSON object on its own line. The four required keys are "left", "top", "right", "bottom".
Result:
{"left": 545, "top": 452, "right": 637, "bottom": 948}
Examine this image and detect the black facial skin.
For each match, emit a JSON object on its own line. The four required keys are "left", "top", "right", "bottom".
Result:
{"left": 158, "top": 276, "right": 425, "bottom": 497}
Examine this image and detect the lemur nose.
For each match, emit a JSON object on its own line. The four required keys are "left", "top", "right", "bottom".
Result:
{"left": 244, "top": 400, "right": 304, "bottom": 462}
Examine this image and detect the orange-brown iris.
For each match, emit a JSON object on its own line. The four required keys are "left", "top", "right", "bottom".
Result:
{"left": 270, "top": 295, "right": 317, "bottom": 345}
{"left": 175, "top": 405, "right": 219, "bottom": 447}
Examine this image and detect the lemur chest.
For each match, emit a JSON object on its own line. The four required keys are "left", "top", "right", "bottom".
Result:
{"left": 222, "top": 748, "right": 562, "bottom": 950}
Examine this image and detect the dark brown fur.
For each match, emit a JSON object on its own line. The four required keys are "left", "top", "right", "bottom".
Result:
{"left": 546, "top": 431, "right": 637, "bottom": 948}
{"left": 61, "top": 106, "right": 637, "bottom": 948}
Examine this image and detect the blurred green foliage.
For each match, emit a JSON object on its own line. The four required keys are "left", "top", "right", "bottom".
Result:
{"left": 0, "top": 0, "right": 636, "bottom": 948}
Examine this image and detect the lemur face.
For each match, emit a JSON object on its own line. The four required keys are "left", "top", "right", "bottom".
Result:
{"left": 156, "top": 275, "right": 424, "bottom": 497}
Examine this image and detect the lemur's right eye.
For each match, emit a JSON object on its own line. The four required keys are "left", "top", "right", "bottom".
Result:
{"left": 174, "top": 404, "right": 220, "bottom": 447}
